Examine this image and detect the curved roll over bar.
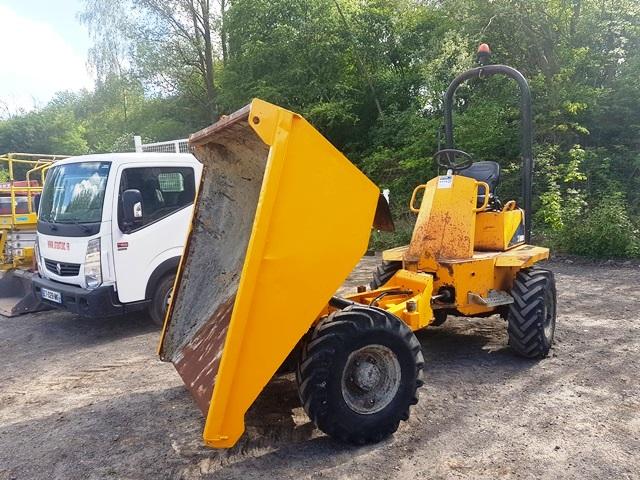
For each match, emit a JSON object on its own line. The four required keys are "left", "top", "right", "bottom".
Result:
{"left": 443, "top": 58, "right": 534, "bottom": 243}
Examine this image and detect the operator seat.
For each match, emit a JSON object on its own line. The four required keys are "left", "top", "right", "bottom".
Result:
{"left": 458, "top": 161, "right": 502, "bottom": 210}
{"left": 142, "top": 178, "right": 164, "bottom": 215}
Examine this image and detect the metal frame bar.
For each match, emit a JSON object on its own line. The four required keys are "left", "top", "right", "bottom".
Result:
{"left": 443, "top": 64, "right": 534, "bottom": 243}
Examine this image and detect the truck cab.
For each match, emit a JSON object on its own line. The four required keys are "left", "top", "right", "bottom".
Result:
{"left": 32, "top": 153, "right": 202, "bottom": 324}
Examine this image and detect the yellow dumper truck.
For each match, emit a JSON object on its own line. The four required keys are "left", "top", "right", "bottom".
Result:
{"left": 158, "top": 54, "right": 556, "bottom": 447}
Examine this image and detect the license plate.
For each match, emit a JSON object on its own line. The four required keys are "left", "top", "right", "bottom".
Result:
{"left": 41, "top": 287, "right": 62, "bottom": 304}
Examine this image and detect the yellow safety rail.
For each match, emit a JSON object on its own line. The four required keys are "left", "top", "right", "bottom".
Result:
{"left": 0, "top": 153, "right": 66, "bottom": 222}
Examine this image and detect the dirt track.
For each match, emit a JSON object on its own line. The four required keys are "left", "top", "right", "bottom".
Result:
{"left": 1, "top": 258, "right": 638, "bottom": 480}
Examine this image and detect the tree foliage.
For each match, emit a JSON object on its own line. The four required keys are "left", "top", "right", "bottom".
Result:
{"left": 1, "top": 0, "right": 639, "bottom": 256}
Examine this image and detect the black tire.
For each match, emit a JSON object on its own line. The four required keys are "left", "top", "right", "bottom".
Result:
{"left": 507, "top": 267, "right": 557, "bottom": 358}
{"left": 431, "top": 310, "right": 447, "bottom": 326}
{"left": 296, "top": 305, "right": 424, "bottom": 445}
{"left": 370, "top": 261, "right": 402, "bottom": 290}
{"left": 149, "top": 274, "right": 175, "bottom": 326}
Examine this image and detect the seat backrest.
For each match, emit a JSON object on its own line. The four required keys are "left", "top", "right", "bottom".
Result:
{"left": 458, "top": 161, "right": 500, "bottom": 193}
{"left": 142, "top": 178, "right": 162, "bottom": 212}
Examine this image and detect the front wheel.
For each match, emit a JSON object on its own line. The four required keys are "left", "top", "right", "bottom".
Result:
{"left": 149, "top": 274, "right": 175, "bottom": 326}
{"left": 507, "top": 267, "right": 557, "bottom": 358}
{"left": 296, "top": 305, "right": 424, "bottom": 444}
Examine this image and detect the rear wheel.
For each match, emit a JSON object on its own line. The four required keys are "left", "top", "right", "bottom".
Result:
{"left": 370, "top": 261, "right": 402, "bottom": 290}
{"left": 149, "top": 274, "right": 175, "bottom": 326}
{"left": 296, "top": 305, "right": 424, "bottom": 444}
{"left": 507, "top": 267, "right": 556, "bottom": 358}
{"left": 431, "top": 310, "right": 448, "bottom": 326}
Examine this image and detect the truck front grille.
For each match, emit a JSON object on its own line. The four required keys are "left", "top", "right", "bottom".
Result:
{"left": 44, "top": 259, "right": 81, "bottom": 277}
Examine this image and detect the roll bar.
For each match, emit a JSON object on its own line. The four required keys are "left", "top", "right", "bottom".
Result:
{"left": 443, "top": 63, "right": 534, "bottom": 243}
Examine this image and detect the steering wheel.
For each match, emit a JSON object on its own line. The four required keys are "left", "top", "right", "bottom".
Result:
{"left": 433, "top": 149, "right": 473, "bottom": 171}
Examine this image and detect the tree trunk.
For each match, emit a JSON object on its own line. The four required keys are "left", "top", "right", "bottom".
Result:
{"left": 220, "top": 0, "right": 228, "bottom": 65}
{"left": 570, "top": 0, "right": 581, "bottom": 38}
{"left": 189, "top": 0, "right": 217, "bottom": 121}
{"left": 200, "top": 0, "right": 217, "bottom": 120}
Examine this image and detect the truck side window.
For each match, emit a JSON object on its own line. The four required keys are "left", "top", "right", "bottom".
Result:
{"left": 118, "top": 166, "right": 196, "bottom": 232}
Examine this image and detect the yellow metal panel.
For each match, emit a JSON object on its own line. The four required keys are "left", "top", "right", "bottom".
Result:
{"left": 382, "top": 245, "right": 408, "bottom": 262}
{"left": 433, "top": 246, "right": 547, "bottom": 316}
{"left": 475, "top": 209, "right": 524, "bottom": 251}
{"left": 494, "top": 245, "right": 549, "bottom": 267}
{"left": 13, "top": 213, "right": 38, "bottom": 225}
{"left": 160, "top": 99, "right": 380, "bottom": 448}
{"left": 206, "top": 102, "right": 379, "bottom": 447}
{"left": 435, "top": 257, "right": 497, "bottom": 316}
{"left": 405, "top": 175, "right": 479, "bottom": 269}
{"left": 345, "top": 269, "right": 434, "bottom": 330}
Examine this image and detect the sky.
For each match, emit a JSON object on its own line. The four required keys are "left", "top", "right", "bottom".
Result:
{"left": 0, "top": 0, "right": 94, "bottom": 117}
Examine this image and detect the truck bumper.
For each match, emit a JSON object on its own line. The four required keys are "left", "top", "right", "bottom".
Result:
{"left": 32, "top": 275, "right": 148, "bottom": 317}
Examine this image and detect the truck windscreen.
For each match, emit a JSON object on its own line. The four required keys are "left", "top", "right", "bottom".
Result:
{"left": 39, "top": 162, "right": 111, "bottom": 224}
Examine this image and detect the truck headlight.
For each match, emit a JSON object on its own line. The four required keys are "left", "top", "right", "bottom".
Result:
{"left": 34, "top": 236, "right": 43, "bottom": 273}
{"left": 85, "top": 238, "right": 102, "bottom": 289}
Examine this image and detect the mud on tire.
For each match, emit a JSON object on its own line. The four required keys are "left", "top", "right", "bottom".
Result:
{"left": 296, "top": 305, "right": 424, "bottom": 445}
{"left": 507, "top": 267, "right": 557, "bottom": 358}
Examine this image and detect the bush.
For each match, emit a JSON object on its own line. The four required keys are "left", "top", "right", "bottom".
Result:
{"left": 368, "top": 212, "right": 415, "bottom": 251}
{"left": 562, "top": 195, "right": 640, "bottom": 258}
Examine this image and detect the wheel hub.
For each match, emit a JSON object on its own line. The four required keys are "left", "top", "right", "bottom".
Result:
{"left": 341, "top": 345, "right": 401, "bottom": 414}
{"left": 353, "top": 359, "right": 382, "bottom": 391}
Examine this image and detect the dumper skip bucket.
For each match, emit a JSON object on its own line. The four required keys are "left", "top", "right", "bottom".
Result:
{"left": 159, "top": 99, "right": 384, "bottom": 448}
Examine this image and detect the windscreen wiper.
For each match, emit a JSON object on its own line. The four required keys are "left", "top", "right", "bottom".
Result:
{"left": 40, "top": 218, "right": 58, "bottom": 231}
{"left": 71, "top": 220, "right": 93, "bottom": 234}
{"left": 55, "top": 219, "right": 92, "bottom": 233}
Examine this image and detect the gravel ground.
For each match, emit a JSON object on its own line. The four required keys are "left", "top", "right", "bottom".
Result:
{"left": 0, "top": 258, "right": 638, "bottom": 480}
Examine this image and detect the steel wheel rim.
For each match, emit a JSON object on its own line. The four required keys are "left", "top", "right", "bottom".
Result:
{"left": 341, "top": 344, "right": 401, "bottom": 415}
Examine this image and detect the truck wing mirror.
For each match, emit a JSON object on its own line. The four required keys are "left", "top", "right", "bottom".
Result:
{"left": 122, "top": 189, "right": 143, "bottom": 231}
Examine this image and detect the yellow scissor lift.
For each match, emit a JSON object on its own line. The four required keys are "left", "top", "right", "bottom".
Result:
{"left": 0, "top": 153, "right": 67, "bottom": 316}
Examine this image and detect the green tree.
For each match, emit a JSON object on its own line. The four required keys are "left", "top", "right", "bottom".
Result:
{"left": 1, "top": 0, "right": 639, "bottom": 257}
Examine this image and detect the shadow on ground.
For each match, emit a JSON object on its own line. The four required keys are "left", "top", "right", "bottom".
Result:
{"left": 0, "top": 313, "right": 535, "bottom": 480}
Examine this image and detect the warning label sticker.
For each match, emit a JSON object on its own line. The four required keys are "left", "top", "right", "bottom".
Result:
{"left": 438, "top": 175, "right": 453, "bottom": 189}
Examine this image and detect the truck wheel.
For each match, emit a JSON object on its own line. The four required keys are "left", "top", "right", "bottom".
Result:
{"left": 507, "top": 267, "right": 556, "bottom": 358}
{"left": 370, "top": 261, "right": 402, "bottom": 289}
{"left": 149, "top": 274, "right": 175, "bottom": 326}
{"left": 296, "top": 305, "right": 424, "bottom": 444}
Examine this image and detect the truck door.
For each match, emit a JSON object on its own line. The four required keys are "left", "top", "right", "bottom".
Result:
{"left": 112, "top": 165, "right": 196, "bottom": 303}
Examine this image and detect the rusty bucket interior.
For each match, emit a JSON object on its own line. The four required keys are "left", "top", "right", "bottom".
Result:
{"left": 159, "top": 99, "right": 384, "bottom": 448}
